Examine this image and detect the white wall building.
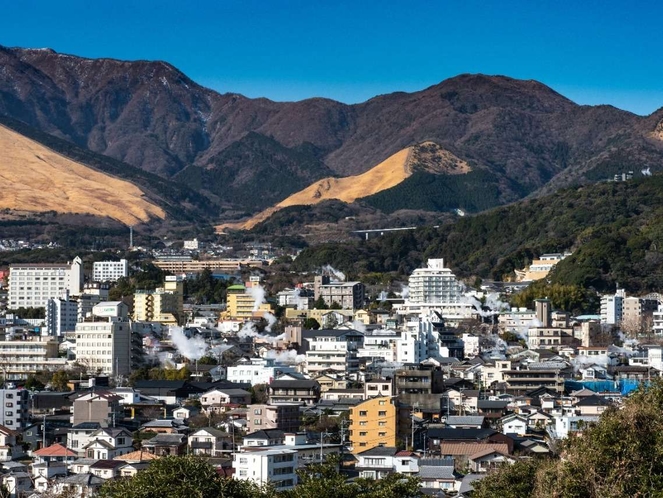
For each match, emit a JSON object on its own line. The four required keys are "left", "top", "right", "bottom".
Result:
{"left": 46, "top": 296, "right": 79, "bottom": 336}
{"left": 8, "top": 257, "right": 83, "bottom": 309}
{"left": 74, "top": 318, "right": 132, "bottom": 377}
{"left": 408, "top": 259, "right": 461, "bottom": 304}
{"left": 92, "top": 260, "right": 128, "bottom": 283}
{"left": 0, "top": 389, "right": 29, "bottom": 429}
{"left": 600, "top": 289, "right": 625, "bottom": 325}
{"left": 227, "top": 358, "right": 297, "bottom": 385}
{"left": 304, "top": 330, "right": 363, "bottom": 375}
{"left": 233, "top": 449, "right": 297, "bottom": 490}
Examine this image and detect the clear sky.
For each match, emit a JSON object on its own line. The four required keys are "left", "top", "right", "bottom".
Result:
{"left": 2, "top": 1, "right": 662, "bottom": 115}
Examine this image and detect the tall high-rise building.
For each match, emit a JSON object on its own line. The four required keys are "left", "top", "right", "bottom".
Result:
{"left": 8, "top": 257, "right": 83, "bottom": 309}
{"left": 75, "top": 302, "right": 131, "bottom": 377}
{"left": 92, "top": 259, "right": 129, "bottom": 283}
{"left": 408, "top": 259, "right": 461, "bottom": 304}
{"left": 46, "top": 295, "right": 79, "bottom": 336}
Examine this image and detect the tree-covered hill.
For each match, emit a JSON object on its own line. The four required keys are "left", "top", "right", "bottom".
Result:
{"left": 292, "top": 173, "right": 663, "bottom": 294}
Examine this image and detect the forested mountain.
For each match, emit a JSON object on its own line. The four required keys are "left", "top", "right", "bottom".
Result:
{"left": 292, "top": 173, "right": 663, "bottom": 294}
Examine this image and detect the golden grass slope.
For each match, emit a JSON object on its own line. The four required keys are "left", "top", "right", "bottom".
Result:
{"left": 0, "top": 124, "right": 165, "bottom": 225}
{"left": 220, "top": 141, "right": 469, "bottom": 231}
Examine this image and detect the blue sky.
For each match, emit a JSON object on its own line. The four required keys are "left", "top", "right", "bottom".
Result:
{"left": 2, "top": 1, "right": 662, "bottom": 115}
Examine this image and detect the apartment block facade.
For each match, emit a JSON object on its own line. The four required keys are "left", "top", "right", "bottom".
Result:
{"left": 92, "top": 260, "right": 128, "bottom": 283}
{"left": 8, "top": 257, "right": 83, "bottom": 309}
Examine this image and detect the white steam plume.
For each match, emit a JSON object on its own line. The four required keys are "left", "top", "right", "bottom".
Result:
{"left": 322, "top": 265, "right": 346, "bottom": 282}
{"left": 250, "top": 284, "right": 267, "bottom": 312}
{"left": 263, "top": 349, "right": 306, "bottom": 364}
{"left": 642, "top": 167, "right": 652, "bottom": 177}
{"left": 264, "top": 312, "right": 277, "bottom": 333}
{"left": 377, "top": 291, "right": 389, "bottom": 302}
{"left": 399, "top": 285, "right": 410, "bottom": 300}
{"left": 170, "top": 326, "right": 207, "bottom": 361}
{"left": 237, "top": 321, "right": 285, "bottom": 344}
{"left": 352, "top": 320, "right": 367, "bottom": 333}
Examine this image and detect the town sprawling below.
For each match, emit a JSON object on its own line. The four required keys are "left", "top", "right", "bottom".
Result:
{"left": 1, "top": 43, "right": 663, "bottom": 497}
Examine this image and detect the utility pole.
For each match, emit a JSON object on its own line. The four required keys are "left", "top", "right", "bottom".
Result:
{"left": 42, "top": 413, "right": 46, "bottom": 449}
{"left": 411, "top": 405, "right": 415, "bottom": 452}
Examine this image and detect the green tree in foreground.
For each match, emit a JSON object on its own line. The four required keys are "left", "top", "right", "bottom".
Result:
{"left": 98, "top": 456, "right": 272, "bottom": 498}
{"left": 280, "top": 455, "right": 422, "bottom": 498}
{"left": 473, "top": 379, "right": 663, "bottom": 498}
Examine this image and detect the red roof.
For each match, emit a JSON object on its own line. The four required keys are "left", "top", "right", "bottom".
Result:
{"left": 33, "top": 443, "right": 77, "bottom": 457}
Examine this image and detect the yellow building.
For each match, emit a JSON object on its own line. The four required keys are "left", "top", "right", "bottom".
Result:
{"left": 133, "top": 276, "right": 184, "bottom": 325}
{"left": 224, "top": 285, "right": 273, "bottom": 319}
{"left": 349, "top": 396, "right": 397, "bottom": 453}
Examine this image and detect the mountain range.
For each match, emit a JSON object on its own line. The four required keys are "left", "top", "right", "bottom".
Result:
{"left": 2, "top": 45, "right": 663, "bottom": 231}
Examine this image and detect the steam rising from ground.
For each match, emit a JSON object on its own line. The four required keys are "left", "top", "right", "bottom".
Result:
{"left": 170, "top": 327, "right": 207, "bottom": 361}
{"left": 322, "top": 265, "right": 346, "bottom": 282}
{"left": 237, "top": 321, "right": 285, "bottom": 344}
{"left": 249, "top": 284, "right": 267, "bottom": 312}
{"left": 352, "top": 320, "right": 367, "bottom": 333}
{"left": 263, "top": 349, "right": 306, "bottom": 364}
{"left": 642, "top": 167, "right": 652, "bottom": 177}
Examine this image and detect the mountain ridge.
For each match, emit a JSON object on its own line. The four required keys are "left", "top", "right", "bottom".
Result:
{"left": 2, "top": 44, "right": 663, "bottom": 223}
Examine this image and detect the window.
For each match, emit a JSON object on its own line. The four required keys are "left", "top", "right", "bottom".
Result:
{"left": 359, "top": 421, "right": 367, "bottom": 426}
{"left": 378, "top": 411, "right": 387, "bottom": 417}
{"left": 359, "top": 431, "right": 367, "bottom": 436}
{"left": 379, "top": 400, "right": 386, "bottom": 405}
{"left": 359, "top": 411, "right": 367, "bottom": 416}
{"left": 378, "top": 421, "right": 386, "bottom": 426}
{"left": 378, "top": 432, "right": 387, "bottom": 437}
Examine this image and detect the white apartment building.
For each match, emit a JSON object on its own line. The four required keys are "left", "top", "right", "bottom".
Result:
{"left": 408, "top": 259, "right": 461, "bottom": 304}
{"left": 304, "top": 330, "right": 363, "bottom": 375}
{"left": 0, "top": 389, "right": 29, "bottom": 429}
{"left": 74, "top": 314, "right": 132, "bottom": 377}
{"left": 183, "top": 238, "right": 200, "bottom": 250}
{"left": 92, "top": 259, "right": 128, "bottom": 283}
{"left": 653, "top": 306, "right": 663, "bottom": 335}
{"left": 600, "top": 289, "right": 625, "bottom": 325}
{"left": 357, "top": 330, "right": 399, "bottom": 363}
{"left": 8, "top": 257, "right": 83, "bottom": 309}
{"left": 0, "top": 337, "right": 64, "bottom": 380}
{"left": 233, "top": 449, "right": 298, "bottom": 490}
{"left": 46, "top": 296, "right": 79, "bottom": 336}
{"left": 227, "top": 358, "right": 297, "bottom": 385}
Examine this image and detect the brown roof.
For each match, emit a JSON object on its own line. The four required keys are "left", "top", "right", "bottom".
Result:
{"left": 33, "top": 443, "right": 77, "bottom": 457}
{"left": 0, "top": 424, "right": 18, "bottom": 437}
{"left": 440, "top": 442, "right": 509, "bottom": 457}
{"left": 113, "top": 450, "right": 161, "bottom": 462}
{"left": 469, "top": 447, "right": 512, "bottom": 460}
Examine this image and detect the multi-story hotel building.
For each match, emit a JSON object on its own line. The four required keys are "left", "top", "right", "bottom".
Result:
{"left": 8, "top": 257, "right": 83, "bottom": 309}
{"left": 92, "top": 259, "right": 129, "bottom": 282}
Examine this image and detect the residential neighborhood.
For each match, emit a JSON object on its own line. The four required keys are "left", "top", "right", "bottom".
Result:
{"left": 0, "top": 250, "right": 659, "bottom": 497}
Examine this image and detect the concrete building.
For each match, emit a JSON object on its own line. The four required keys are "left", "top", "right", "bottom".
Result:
{"left": 408, "top": 259, "right": 461, "bottom": 305}
{"left": 233, "top": 449, "right": 298, "bottom": 490}
{"left": 74, "top": 303, "right": 132, "bottom": 377}
{"left": 92, "top": 259, "right": 128, "bottom": 283}
{"left": 227, "top": 357, "right": 297, "bottom": 386}
{"left": 0, "top": 337, "right": 63, "bottom": 380}
{"left": 46, "top": 295, "right": 79, "bottom": 336}
{"left": 349, "top": 396, "right": 397, "bottom": 453}
{"left": 133, "top": 275, "right": 184, "bottom": 325}
{"left": 183, "top": 239, "right": 199, "bottom": 250}
{"left": 8, "top": 257, "right": 83, "bottom": 309}
{"left": 314, "top": 276, "right": 365, "bottom": 310}
{"left": 600, "top": 289, "right": 626, "bottom": 325}
{"left": 0, "top": 389, "right": 29, "bottom": 429}
{"left": 304, "top": 329, "right": 364, "bottom": 375}
{"left": 153, "top": 257, "right": 266, "bottom": 274}
{"left": 77, "top": 283, "right": 110, "bottom": 322}
{"left": 246, "top": 404, "right": 301, "bottom": 434}
{"left": 70, "top": 392, "right": 123, "bottom": 427}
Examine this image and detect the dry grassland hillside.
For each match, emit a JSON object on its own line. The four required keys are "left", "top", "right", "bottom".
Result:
{"left": 0, "top": 124, "right": 165, "bottom": 225}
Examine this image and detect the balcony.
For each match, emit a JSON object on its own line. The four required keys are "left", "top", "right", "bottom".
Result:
{"left": 190, "top": 441, "right": 214, "bottom": 450}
